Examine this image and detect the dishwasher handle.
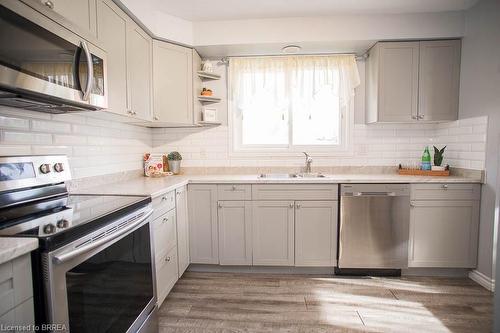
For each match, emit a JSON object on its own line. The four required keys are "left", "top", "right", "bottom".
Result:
{"left": 353, "top": 191, "right": 397, "bottom": 197}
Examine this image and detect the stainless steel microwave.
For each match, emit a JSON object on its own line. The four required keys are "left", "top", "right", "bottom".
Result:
{"left": 0, "top": 2, "right": 107, "bottom": 113}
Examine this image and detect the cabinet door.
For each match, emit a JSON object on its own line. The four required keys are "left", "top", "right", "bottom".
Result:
{"left": 176, "top": 186, "right": 189, "bottom": 276}
{"left": 188, "top": 185, "right": 218, "bottom": 264}
{"left": 218, "top": 201, "right": 252, "bottom": 265}
{"left": 153, "top": 41, "right": 193, "bottom": 124}
{"left": 418, "top": 40, "right": 461, "bottom": 121}
{"left": 252, "top": 201, "right": 294, "bottom": 266}
{"left": 127, "top": 21, "right": 152, "bottom": 120}
{"left": 192, "top": 49, "right": 203, "bottom": 123}
{"left": 408, "top": 200, "right": 479, "bottom": 268}
{"left": 378, "top": 42, "right": 419, "bottom": 122}
{"left": 96, "top": 0, "right": 128, "bottom": 116}
{"left": 45, "top": 0, "right": 97, "bottom": 36}
{"left": 295, "top": 201, "right": 338, "bottom": 267}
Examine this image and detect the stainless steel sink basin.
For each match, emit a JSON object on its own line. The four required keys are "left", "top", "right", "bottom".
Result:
{"left": 258, "top": 173, "right": 326, "bottom": 179}
{"left": 258, "top": 173, "right": 298, "bottom": 178}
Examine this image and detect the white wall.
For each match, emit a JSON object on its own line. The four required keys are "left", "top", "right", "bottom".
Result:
{"left": 192, "top": 12, "right": 465, "bottom": 47}
{"left": 0, "top": 107, "right": 152, "bottom": 179}
{"left": 459, "top": 0, "right": 500, "bottom": 281}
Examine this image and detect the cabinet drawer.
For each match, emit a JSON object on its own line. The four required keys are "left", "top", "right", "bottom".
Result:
{"left": 411, "top": 184, "right": 480, "bottom": 201}
{"left": 252, "top": 184, "right": 338, "bottom": 201}
{"left": 152, "top": 209, "right": 177, "bottom": 261}
{"left": 0, "top": 254, "right": 33, "bottom": 317}
{"left": 152, "top": 190, "right": 175, "bottom": 219}
{"left": 217, "top": 184, "right": 251, "bottom": 200}
{"left": 155, "top": 247, "right": 178, "bottom": 306}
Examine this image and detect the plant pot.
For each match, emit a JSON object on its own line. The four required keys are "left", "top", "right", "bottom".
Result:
{"left": 168, "top": 160, "right": 181, "bottom": 174}
{"left": 431, "top": 165, "right": 446, "bottom": 171}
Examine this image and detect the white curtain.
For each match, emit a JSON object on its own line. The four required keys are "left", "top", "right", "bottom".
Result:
{"left": 229, "top": 54, "right": 361, "bottom": 111}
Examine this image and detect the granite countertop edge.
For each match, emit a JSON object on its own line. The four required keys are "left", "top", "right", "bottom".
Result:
{"left": 0, "top": 238, "right": 38, "bottom": 265}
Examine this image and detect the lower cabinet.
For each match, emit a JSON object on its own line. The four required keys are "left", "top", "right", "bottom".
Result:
{"left": 155, "top": 247, "right": 178, "bottom": 306}
{"left": 295, "top": 201, "right": 338, "bottom": 267}
{"left": 252, "top": 201, "right": 295, "bottom": 266}
{"left": 218, "top": 201, "right": 252, "bottom": 265}
{"left": 188, "top": 185, "right": 219, "bottom": 264}
{"left": 408, "top": 200, "right": 479, "bottom": 268}
{"left": 176, "top": 186, "right": 189, "bottom": 276}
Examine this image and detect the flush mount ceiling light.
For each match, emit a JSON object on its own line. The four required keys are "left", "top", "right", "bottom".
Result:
{"left": 281, "top": 45, "right": 301, "bottom": 54}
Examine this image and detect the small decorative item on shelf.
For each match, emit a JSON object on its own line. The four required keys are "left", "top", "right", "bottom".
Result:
{"left": 201, "top": 88, "right": 213, "bottom": 96}
{"left": 201, "top": 60, "right": 214, "bottom": 72}
{"left": 167, "top": 151, "right": 182, "bottom": 175}
{"left": 143, "top": 153, "right": 169, "bottom": 177}
{"left": 432, "top": 146, "right": 447, "bottom": 171}
{"left": 202, "top": 107, "right": 218, "bottom": 122}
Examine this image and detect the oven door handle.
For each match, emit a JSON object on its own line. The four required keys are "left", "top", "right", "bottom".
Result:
{"left": 53, "top": 210, "right": 153, "bottom": 264}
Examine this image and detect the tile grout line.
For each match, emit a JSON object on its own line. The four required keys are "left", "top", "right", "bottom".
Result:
{"left": 356, "top": 310, "right": 366, "bottom": 326}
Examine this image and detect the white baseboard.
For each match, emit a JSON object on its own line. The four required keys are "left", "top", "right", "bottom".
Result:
{"left": 469, "top": 270, "right": 495, "bottom": 291}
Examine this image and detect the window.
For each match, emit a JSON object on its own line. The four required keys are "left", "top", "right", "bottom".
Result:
{"left": 230, "top": 55, "right": 360, "bottom": 153}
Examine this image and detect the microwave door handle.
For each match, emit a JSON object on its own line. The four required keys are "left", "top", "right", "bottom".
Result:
{"left": 80, "top": 41, "right": 93, "bottom": 101}
{"left": 52, "top": 210, "right": 153, "bottom": 264}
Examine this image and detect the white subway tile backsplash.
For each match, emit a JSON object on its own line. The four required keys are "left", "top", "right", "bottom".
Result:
{"left": 53, "top": 134, "right": 87, "bottom": 145}
{"left": 2, "top": 131, "right": 52, "bottom": 144}
{"left": 0, "top": 116, "right": 30, "bottom": 130}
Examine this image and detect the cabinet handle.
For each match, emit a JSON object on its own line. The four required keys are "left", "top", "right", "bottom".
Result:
{"left": 231, "top": 185, "right": 237, "bottom": 191}
{"left": 44, "top": 0, "right": 54, "bottom": 9}
{"left": 162, "top": 217, "right": 168, "bottom": 223}
{"left": 218, "top": 202, "right": 222, "bottom": 208}
{"left": 154, "top": 115, "right": 159, "bottom": 121}
{"left": 165, "top": 256, "right": 171, "bottom": 262}
{"left": 161, "top": 196, "right": 167, "bottom": 201}
{"left": 418, "top": 115, "right": 425, "bottom": 120}
{"left": 289, "top": 203, "right": 294, "bottom": 208}
{"left": 442, "top": 184, "right": 448, "bottom": 190}
{"left": 411, "top": 115, "right": 418, "bottom": 120}
{"left": 296, "top": 203, "right": 301, "bottom": 209}
{"left": 410, "top": 202, "right": 415, "bottom": 207}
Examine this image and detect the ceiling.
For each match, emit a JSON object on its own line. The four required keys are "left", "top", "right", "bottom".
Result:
{"left": 147, "top": 0, "right": 478, "bottom": 21}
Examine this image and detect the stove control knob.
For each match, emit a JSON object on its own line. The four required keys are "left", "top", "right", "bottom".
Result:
{"left": 43, "top": 223, "right": 56, "bottom": 234}
{"left": 54, "top": 163, "right": 64, "bottom": 173}
{"left": 39, "top": 164, "right": 51, "bottom": 174}
{"left": 56, "top": 219, "right": 69, "bottom": 228}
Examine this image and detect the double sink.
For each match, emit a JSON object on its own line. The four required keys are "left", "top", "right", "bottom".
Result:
{"left": 258, "top": 173, "right": 327, "bottom": 179}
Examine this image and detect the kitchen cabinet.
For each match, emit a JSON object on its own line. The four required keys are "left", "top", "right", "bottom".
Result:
{"left": 96, "top": 0, "right": 128, "bottom": 116}
{"left": 418, "top": 40, "right": 461, "bottom": 121}
{"left": 188, "top": 185, "right": 219, "bottom": 264}
{"left": 155, "top": 246, "right": 178, "bottom": 306}
{"left": 127, "top": 21, "right": 153, "bottom": 120}
{"left": 192, "top": 49, "right": 203, "bottom": 124}
{"left": 408, "top": 184, "right": 480, "bottom": 268}
{"left": 152, "top": 41, "right": 193, "bottom": 125}
{"left": 0, "top": 254, "right": 34, "bottom": 327}
{"left": 176, "top": 186, "right": 190, "bottom": 276}
{"left": 252, "top": 201, "right": 295, "bottom": 266}
{"left": 217, "top": 201, "right": 252, "bottom": 265}
{"left": 36, "top": 0, "right": 97, "bottom": 36}
{"left": 294, "top": 201, "right": 338, "bottom": 267}
{"left": 366, "top": 40, "right": 460, "bottom": 123}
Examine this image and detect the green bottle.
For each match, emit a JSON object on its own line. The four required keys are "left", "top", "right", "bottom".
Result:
{"left": 421, "top": 146, "right": 431, "bottom": 170}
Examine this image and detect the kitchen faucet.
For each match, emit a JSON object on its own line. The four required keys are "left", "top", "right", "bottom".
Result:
{"left": 303, "top": 152, "right": 313, "bottom": 173}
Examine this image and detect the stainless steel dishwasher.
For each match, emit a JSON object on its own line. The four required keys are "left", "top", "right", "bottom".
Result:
{"left": 337, "top": 184, "right": 410, "bottom": 275}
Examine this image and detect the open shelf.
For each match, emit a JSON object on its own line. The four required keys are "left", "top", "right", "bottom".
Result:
{"left": 198, "top": 121, "right": 222, "bottom": 126}
{"left": 197, "top": 71, "right": 221, "bottom": 80}
{"left": 198, "top": 96, "right": 221, "bottom": 104}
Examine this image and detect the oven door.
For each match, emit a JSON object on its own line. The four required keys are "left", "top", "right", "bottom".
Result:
{"left": 0, "top": 3, "right": 107, "bottom": 110}
{"left": 43, "top": 207, "right": 156, "bottom": 333}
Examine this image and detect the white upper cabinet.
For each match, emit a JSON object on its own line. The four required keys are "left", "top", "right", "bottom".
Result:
{"left": 37, "top": 0, "right": 97, "bottom": 36}
{"left": 366, "top": 40, "right": 460, "bottom": 123}
{"left": 152, "top": 41, "right": 193, "bottom": 125}
{"left": 96, "top": 0, "right": 128, "bottom": 116}
{"left": 127, "top": 22, "right": 153, "bottom": 121}
{"left": 418, "top": 40, "right": 461, "bottom": 121}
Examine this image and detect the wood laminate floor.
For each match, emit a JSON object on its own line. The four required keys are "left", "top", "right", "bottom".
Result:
{"left": 158, "top": 272, "right": 493, "bottom": 333}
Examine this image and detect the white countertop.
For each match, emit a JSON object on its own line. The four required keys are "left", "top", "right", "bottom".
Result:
{"left": 0, "top": 237, "right": 38, "bottom": 265}
{"left": 74, "top": 173, "right": 482, "bottom": 198}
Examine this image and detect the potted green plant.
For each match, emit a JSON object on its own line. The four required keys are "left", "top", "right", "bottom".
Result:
{"left": 432, "top": 146, "right": 447, "bottom": 171}
{"left": 167, "top": 151, "right": 182, "bottom": 174}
